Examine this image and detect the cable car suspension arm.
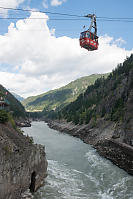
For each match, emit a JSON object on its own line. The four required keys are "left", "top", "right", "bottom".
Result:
{"left": 85, "top": 14, "right": 97, "bottom": 35}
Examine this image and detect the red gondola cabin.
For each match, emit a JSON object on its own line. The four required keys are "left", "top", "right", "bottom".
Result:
{"left": 79, "top": 31, "right": 98, "bottom": 51}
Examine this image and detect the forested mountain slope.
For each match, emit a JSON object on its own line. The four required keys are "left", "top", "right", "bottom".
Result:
{"left": 0, "top": 85, "right": 26, "bottom": 118}
{"left": 55, "top": 55, "right": 133, "bottom": 127}
{"left": 23, "top": 73, "right": 109, "bottom": 112}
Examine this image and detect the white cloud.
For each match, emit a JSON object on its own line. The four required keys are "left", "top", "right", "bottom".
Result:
{"left": 0, "top": 12, "right": 132, "bottom": 97}
{"left": 0, "top": 71, "right": 68, "bottom": 97}
{"left": 42, "top": 0, "right": 48, "bottom": 8}
{"left": 51, "top": 0, "right": 66, "bottom": 7}
{"left": 0, "top": 0, "right": 25, "bottom": 16}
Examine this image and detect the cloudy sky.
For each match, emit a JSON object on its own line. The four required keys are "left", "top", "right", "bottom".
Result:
{"left": 0, "top": 0, "right": 133, "bottom": 97}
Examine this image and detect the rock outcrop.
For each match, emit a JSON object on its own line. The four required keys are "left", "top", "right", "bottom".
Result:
{"left": 0, "top": 123, "right": 47, "bottom": 199}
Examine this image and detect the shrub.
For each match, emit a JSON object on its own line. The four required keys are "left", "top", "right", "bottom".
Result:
{"left": 0, "top": 110, "right": 8, "bottom": 123}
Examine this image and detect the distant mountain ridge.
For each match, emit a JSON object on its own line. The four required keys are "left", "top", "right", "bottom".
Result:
{"left": 23, "top": 73, "right": 109, "bottom": 112}
{"left": 12, "top": 92, "right": 24, "bottom": 102}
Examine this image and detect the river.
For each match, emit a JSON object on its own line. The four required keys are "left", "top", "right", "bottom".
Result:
{"left": 23, "top": 121, "right": 133, "bottom": 199}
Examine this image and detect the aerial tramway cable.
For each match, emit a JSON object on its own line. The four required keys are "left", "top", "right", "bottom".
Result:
{"left": 0, "top": 6, "right": 133, "bottom": 22}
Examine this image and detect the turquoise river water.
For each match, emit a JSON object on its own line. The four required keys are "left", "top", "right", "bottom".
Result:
{"left": 23, "top": 121, "right": 133, "bottom": 199}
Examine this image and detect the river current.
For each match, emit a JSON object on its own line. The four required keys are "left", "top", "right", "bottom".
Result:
{"left": 23, "top": 121, "right": 133, "bottom": 199}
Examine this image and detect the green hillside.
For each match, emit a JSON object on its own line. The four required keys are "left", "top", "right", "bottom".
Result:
{"left": 23, "top": 73, "right": 109, "bottom": 112}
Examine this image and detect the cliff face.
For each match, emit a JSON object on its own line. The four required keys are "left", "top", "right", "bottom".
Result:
{"left": 0, "top": 123, "right": 47, "bottom": 199}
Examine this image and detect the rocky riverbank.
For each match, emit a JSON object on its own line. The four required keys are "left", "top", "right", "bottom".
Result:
{"left": 47, "top": 119, "right": 133, "bottom": 175}
{"left": 16, "top": 120, "right": 31, "bottom": 127}
{"left": 0, "top": 122, "right": 47, "bottom": 199}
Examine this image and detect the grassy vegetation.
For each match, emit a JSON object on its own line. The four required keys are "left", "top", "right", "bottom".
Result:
{"left": 8, "top": 112, "right": 16, "bottom": 129}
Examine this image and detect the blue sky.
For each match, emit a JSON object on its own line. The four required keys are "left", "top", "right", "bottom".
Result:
{"left": 0, "top": 0, "right": 132, "bottom": 97}
{"left": 1, "top": 0, "right": 133, "bottom": 49}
